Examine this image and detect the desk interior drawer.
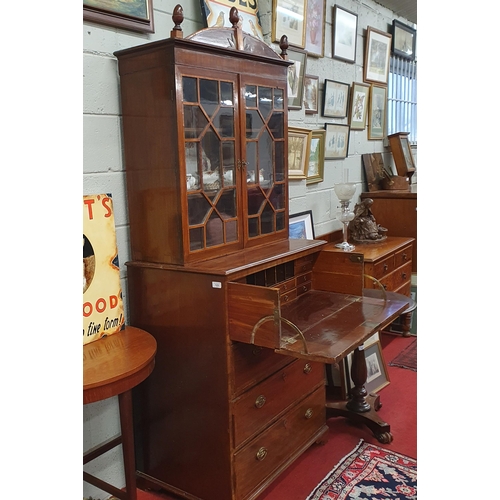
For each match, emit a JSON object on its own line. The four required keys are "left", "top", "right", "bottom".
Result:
{"left": 232, "top": 360, "right": 324, "bottom": 448}
{"left": 395, "top": 245, "right": 412, "bottom": 267}
{"left": 233, "top": 387, "right": 325, "bottom": 499}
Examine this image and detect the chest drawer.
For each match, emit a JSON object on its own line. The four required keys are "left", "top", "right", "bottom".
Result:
{"left": 369, "top": 255, "right": 394, "bottom": 280}
{"left": 395, "top": 245, "right": 412, "bottom": 268}
{"left": 232, "top": 360, "right": 324, "bottom": 448}
{"left": 233, "top": 387, "right": 326, "bottom": 500}
{"left": 392, "top": 261, "right": 412, "bottom": 290}
{"left": 231, "top": 343, "right": 292, "bottom": 397}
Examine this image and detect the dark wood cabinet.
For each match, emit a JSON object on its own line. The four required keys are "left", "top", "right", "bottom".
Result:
{"left": 360, "top": 190, "right": 417, "bottom": 272}
{"left": 116, "top": 9, "right": 410, "bottom": 500}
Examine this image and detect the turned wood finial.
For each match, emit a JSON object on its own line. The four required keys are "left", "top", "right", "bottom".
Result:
{"left": 279, "top": 35, "right": 289, "bottom": 60}
{"left": 229, "top": 7, "right": 240, "bottom": 27}
{"left": 171, "top": 4, "right": 184, "bottom": 38}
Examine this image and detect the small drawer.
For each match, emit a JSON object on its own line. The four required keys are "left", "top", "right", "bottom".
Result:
{"left": 393, "top": 261, "right": 412, "bottom": 290}
{"left": 277, "top": 277, "right": 296, "bottom": 294}
{"left": 233, "top": 387, "right": 326, "bottom": 500}
{"left": 395, "top": 245, "right": 412, "bottom": 267}
{"left": 296, "top": 272, "right": 312, "bottom": 285}
{"left": 372, "top": 255, "right": 394, "bottom": 279}
{"left": 280, "top": 288, "right": 297, "bottom": 304}
{"left": 296, "top": 281, "right": 312, "bottom": 296}
{"left": 231, "top": 360, "right": 324, "bottom": 448}
{"left": 294, "top": 256, "right": 314, "bottom": 274}
{"left": 365, "top": 273, "right": 393, "bottom": 291}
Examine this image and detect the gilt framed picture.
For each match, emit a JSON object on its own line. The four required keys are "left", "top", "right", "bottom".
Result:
{"left": 304, "top": 0, "right": 326, "bottom": 57}
{"left": 288, "top": 127, "right": 312, "bottom": 178}
{"left": 392, "top": 20, "right": 416, "bottom": 60}
{"left": 287, "top": 48, "right": 307, "bottom": 109}
{"left": 368, "top": 84, "right": 387, "bottom": 140}
{"left": 332, "top": 5, "right": 358, "bottom": 63}
{"left": 322, "top": 80, "right": 349, "bottom": 118}
{"left": 306, "top": 130, "right": 325, "bottom": 184}
{"left": 272, "top": 0, "right": 306, "bottom": 48}
{"left": 349, "top": 82, "right": 370, "bottom": 130}
{"left": 83, "top": 0, "right": 154, "bottom": 33}
{"left": 363, "top": 26, "right": 392, "bottom": 85}
{"left": 324, "top": 123, "right": 349, "bottom": 160}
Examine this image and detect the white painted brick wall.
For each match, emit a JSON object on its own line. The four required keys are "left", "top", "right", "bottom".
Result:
{"left": 83, "top": 1, "right": 415, "bottom": 497}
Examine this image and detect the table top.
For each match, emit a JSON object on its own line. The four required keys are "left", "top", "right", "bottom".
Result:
{"left": 83, "top": 326, "right": 157, "bottom": 405}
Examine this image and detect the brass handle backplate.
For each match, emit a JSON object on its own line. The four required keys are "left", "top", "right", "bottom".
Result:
{"left": 305, "top": 408, "right": 313, "bottom": 419}
{"left": 303, "top": 363, "right": 312, "bottom": 374}
{"left": 256, "top": 447, "right": 267, "bottom": 461}
{"left": 255, "top": 395, "right": 266, "bottom": 408}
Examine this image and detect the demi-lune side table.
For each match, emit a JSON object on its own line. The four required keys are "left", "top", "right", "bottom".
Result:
{"left": 83, "top": 326, "right": 157, "bottom": 500}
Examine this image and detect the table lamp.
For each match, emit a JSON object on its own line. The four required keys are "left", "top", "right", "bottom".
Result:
{"left": 334, "top": 182, "right": 357, "bottom": 252}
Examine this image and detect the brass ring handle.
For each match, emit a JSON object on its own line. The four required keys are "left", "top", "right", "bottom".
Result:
{"left": 255, "top": 395, "right": 266, "bottom": 408}
{"left": 303, "top": 363, "right": 312, "bottom": 374}
{"left": 256, "top": 447, "right": 267, "bottom": 461}
{"left": 305, "top": 408, "right": 313, "bottom": 419}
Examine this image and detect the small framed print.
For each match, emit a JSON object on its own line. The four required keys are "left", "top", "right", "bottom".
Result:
{"left": 272, "top": 0, "right": 306, "bottom": 48}
{"left": 332, "top": 5, "right": 358, "bottom": 63}
{"left": 289, "top": 210, "right": 315, "bottom": 239}
{"left": 304, "top": 0, "right": 326, "bottom": 57}
{"left": 363, "top": 26, "right": 392, "bottom": 85}
{"left": 306, "top": 129, "right": 325, "bottom": 184}
{"left": 349, "top": 82, "right": 370, "bottom": 130}
{"left": 392, "top": 20, "right": 416, "bottom": 60}
{"left": 324, "top": 123, "right": 350, "bottom": 160}
{"left": 288, "top": 126, "right": 312, "bottom": 179}
{"left": 303, "top": 75, "right": 319, "bottom": 114}
{"left": 287, "top": 48, "right": 308, "bottom": 110}
{"left": 322, "top": 79, "right": 349, "bottom": 118}
{"left": 363, "top": 341, "right": 390, "bottom": 394}
{"left": 368, "top": 84, "right": 387, "bottom": 140}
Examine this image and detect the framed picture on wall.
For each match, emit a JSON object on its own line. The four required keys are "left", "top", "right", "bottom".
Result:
{"left": 201, "top": 0, "right": 265, "bottom": 40}
{"left": 288, "top": 127, "right": 312, "bottom": 179}
{"left": 303, "top": 75, "right": 319, "bottom": 114}
{"left": 83, "top": 0, "right": 155, "bottom": 33}
{"left": 324, "top": 123, "right": 350, "bottom": 160}
{"left": 289, "top": 210, "right": 315, "bottom": 239}
{"left": 287, "top": 48, "right": 307, "bottom": 109}
{"left": 332, "top": 5, "right": 358, "bottom": 63}
{"left": 349, "top": 82, "right": 370, "bottom": 130}
{"left": 306, "top": 130, "right": 325, "bottom": 184}
{"left": 363, "top": 26, "right": 392, "bottom": 85}
{"left": 368, "top": 85, "right": 387, "bottom": 140}
{"left": 304, "top": 0, "right": 326, "bottom": 57}
{"left": 322, "top": 80, "right": 349, "bottom": 118}
{"left": 392, "top": 20, "right": 416, "bottom": 60}
{"left": 272, "top": 0, "right": 306, "bottom": 48}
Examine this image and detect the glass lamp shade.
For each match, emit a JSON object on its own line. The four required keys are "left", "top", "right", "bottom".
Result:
{"left": 334, "top": 182, "right": 357, "bottom": 201}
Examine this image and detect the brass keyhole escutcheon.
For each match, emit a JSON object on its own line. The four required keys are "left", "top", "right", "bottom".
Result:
{"left": 303, "top": 363, "right": 312, "bottom": 374}
{"left": 256, "top": 447, "right": 267, "bottom": 461}
{"left": 305, "top": 408, "right": 313, "bottom": 419}
{"left": 255, "top": 395, "right": 266, "bottom": 408}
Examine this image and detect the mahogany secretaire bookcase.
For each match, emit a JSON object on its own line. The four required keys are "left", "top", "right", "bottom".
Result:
{"left": 114, "top": 7, "right": 408, "bottom": 500}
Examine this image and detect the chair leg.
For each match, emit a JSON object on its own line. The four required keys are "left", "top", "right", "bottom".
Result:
{"left": 118, "top": 390, "right": 137, "bottom": 500}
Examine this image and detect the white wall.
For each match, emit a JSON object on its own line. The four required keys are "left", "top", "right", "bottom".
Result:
{"left": 83, "top": 1, "right": 416, "bottom": 497}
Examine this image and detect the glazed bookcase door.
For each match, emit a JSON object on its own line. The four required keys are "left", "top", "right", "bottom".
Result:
{"left": 241, "top": 76, "right": 288, "bottom": 246}
{"left": 181, "top": 70, "right": 243, "bottom": 258}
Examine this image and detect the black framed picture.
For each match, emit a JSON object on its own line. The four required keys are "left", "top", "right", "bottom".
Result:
{"left": 289, "top": 210, "right": 315, "bottom": 239}
{"left": 391, "top": 20, "right": 416, "bottom": 60}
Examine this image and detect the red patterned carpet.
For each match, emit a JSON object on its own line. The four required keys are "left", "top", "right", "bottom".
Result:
{"left": 131, "top": 333, "right": 417, "bottom": 500}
